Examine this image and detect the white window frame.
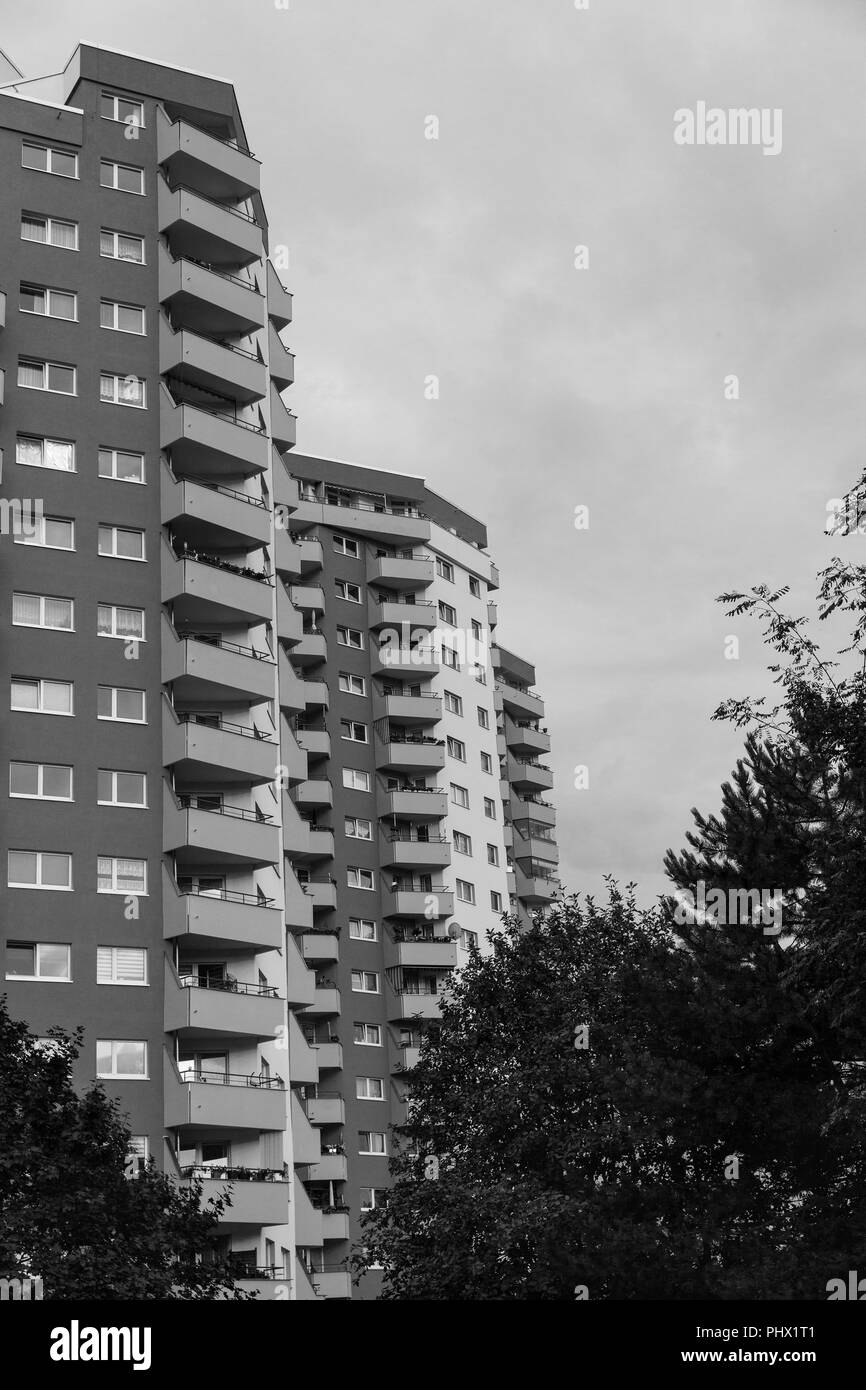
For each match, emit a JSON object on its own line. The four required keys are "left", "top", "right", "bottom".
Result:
{"left": 97, "top": 686, "right": 146, "bottom": 723}
{"left": 349, "top": 917, "right": 378, "bottom": 941}
{"left": 15, "top": 435, "right": 75, "bottom": 473}
{"left": 345, "top": 817, "right": 373, "bottom": 841}
{"left": 444, "top": 691, "right": 463, "bottom": 716}
{"left": 338, "top": 672, "right": 366, "bottom": 696}
{"left": 335, "top": 579, "right": 363, "bottom": 603}
{"left": 333, "top": 534, "right": 359, "bottom": 557}
{"left": 12, "top": 593, "right": 74, "bottom": 632}
{"left": 491, "top": 891, "right": 503, "bottom": 912}
{"left": 99, "top": 159, "right": 145, "bottom": 195}
{"left": 487, "top": 844, "right": 500, "bottom": 867}
{"left": 342, "top": 768, "right": 371, "bottom": 792}
{"left": 100, "top": 373, "right": 147, "bottom": 408}
{"left": 336, "top": 626, "right": 364, "bottom": 649}
{"left": 484, "top": 797, "right": 497, "bottom": 820}
{"left": 21, "top": 142, "right": 78, "bottom": 178}
{"left": 100, "top": 299, "right": 146, "bottom": 335}
{"left": 97, "top": 946, "right": 148, "bottom": 986}
{"left": 438, "top": 601, "right": 457, "bottom": 626}
{"left": 356, "top": 1076, "right": 385, "bottom": 1100}
{"left": 360, "top": 1187, "right": 387, "bottom": 1210}
{"left": 456, "top": 878, "right": 476, "bottom": 905}
{"left": 436, "top": 557, "right": 454, "bottom": 582}
{"left": 453, "top": 831, "right": 472, "bottom": 857}
{"left": 442, "top": 646, "right": 460, "bottom": 671}
{"left": 11, "top": 678, "right": 74, "bottom": 716}
{"left": 97, "top": 605, "right": 145, "bottom": 642}
{"left": 480, "top": 751, "right": 494, "bottom": 774}
{"left": 469, "top": 576, "right": 481, "bottom": 598}
{"left": 20, "top": 213, "right": 78, "bottom": 249}
{"left": 347, "top": 867, "right": 375, "bottom": 891}
{"left": 98, "top": 447, "right": 145, "bottom": 484}
{"left": 460, "top": 928, "right": 478, "bottom": 951}
{"left": 98, "top": 524, "right": 146, "bottom": 561}
{"left": 97, "top": 856, "right": 148, "bottom": 896}
{"left": 358, "top": 1131, "right": 387, "bottom": 1156}
{"left": 340, "top": 719, "right": 367, "bottom": 744}
{"left": 18, "top": 359, "right": 76, "bottom": 396}
{"left": 351, "top": 969, "right": 380, "bottom": 994}
{"left": 97, "top": 770, "right": 147, "bottom": 809}
{"left": 450, "top": 783, "right": 470, "bottom": 809}
{"left": 20, "top": 284, "right": 78, "bottom": 321}
{"left": 14, "top": 515, "right": 74, "bottom": 551}
{"left": 354, "top": 1022, "right": 383, "bottom": 1046}
{"left": 477, "top": 706, "right": 490, "bottom": 729}
{"left": 100, "top": 93, "right": 146, "bottom": 128}
{"left": 96, "top": 1039, "right": 148, "bottom": 1079}
{"left": 100, "top": 228, "right": 146, "bottom": 264}
{"left": 9, "top": 761, "right": 73, "bottom": 802}
{"left": 447, "top": 736, "right": 466, "bottom": 762}
{"left": 5, "top": 941, "right": 72, "bottom": 982}
{"left": 7, "top": 850, "right": 72, "bottom": 891}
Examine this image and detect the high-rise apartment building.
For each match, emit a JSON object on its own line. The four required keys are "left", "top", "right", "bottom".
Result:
{"left": 0, "top": 43, "right": 556, "bottom": 1301}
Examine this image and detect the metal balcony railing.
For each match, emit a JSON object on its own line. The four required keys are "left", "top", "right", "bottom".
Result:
{"left": 178, "top": 1068, "right": 284, "bottom": 1089}
{"left": 171, "top": 249, "right": 260, "bottom": 292}
{"left": 164, "top": 179, "right": 259, "bottom": 224}
{"left": 176, "top": 883, "right": 275, "bottom": 907}
{"left": 371, "top": 597, "right": 434, "bottom": 607}
{"left": 173, "top": 540, "right": 273, "bottom": 584}
{"left": 177, "top": 973, "right": 279, "bottom": 998}
{"left": 497, "top": 676, "right": 544, "bottom": 700}
{"left": 180, "top": 630, "right": 273, "bottom": 662}
{"left": 392, "top": 925, "right": 452, "bottom": 943}
{"left": 234, "top": 1265, "right": 287, "bottom": 1279}
{"left": 387, "top": 832, "right": 449, "bottom": 845}
{"left": 177, "top": 794, "right": 273, "bottom": 824}
{"left": 179, "top": 472, "right": 267, "bottom": 508}
{"left": 176, "top": 712, "right": 275, "bottom": 743}
{"left": 179, "top": 1164, "right": 286, "bottom": 1182}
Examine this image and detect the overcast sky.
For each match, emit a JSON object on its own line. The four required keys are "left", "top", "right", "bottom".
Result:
{"left": 5, "top": 0, "right": 863, "bottom": 905}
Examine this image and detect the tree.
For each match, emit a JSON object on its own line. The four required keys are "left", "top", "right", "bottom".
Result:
{"left": 0, "top": 998, "right": 252, "bottom": 1299}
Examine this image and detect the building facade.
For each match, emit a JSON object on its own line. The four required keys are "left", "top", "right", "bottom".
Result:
{"left": 0, "top": 43, "right": 556, "bottom": 1301}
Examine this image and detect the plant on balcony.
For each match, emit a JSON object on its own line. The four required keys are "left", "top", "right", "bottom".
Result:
{"left": 0, "top": 1001, "right": 255, "bottom": 1300}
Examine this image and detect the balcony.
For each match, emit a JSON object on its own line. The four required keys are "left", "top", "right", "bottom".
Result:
{"left": 267, "top": 260, "right": 293, "bottom": 329}
{"left": 162, "top": 540, "right": 274, "bottom": 625}
{"left": 300, "top": 1151, "right": 348, "bottom": 1183}
{"left": 270, "top": 382, "right": 297, "bottom": 450}
{"left": 284, "top": 869, "right": 314, "bottom": 934}
{"left": 376, "top": 787, "right": 448, "bottom": 821}
{"left": 163, "top": 868, "right": 282, "bottom": 952}
{"left": 164, "top": 793, "right": 281, "bottom": 867}
{"left": 291, "top": 1092, "right": 322, "bottom": 1165}
{"left": 372, "top": 689, "right": 441, "bottom": 726}
{"left": 275, "top": 530, "right": 322, "bottom": 578}
{"left": 380, "top": 886, "right": 454, "bottom": 919}
{"left": 160, "top": 317, "right": 266, "bottom": 403}
{"left": 285, "top": 930, "right": 315, "bottom": 1006}
{"left": 322, "top": 1209, "right": 351, "bottom": 1242}
{"left": 512, "top": 795, "right": 556, "bottom": 827}
{"left": 277, "top": 586, "right": 304, "bottom": 646}
{"left": 159, "top": 177, "right": 263, "bottom": 267}
{"left": 314, "top": 1041, "right": 343, "bottom": 1071}
{"left": 159, "top": 245, "right": 265, "bottom": 337}
{"left": 512, "top": 821, "right": 559, "bottom": 864}
{"left": 504, "top": 715, "right": 551, "bottom": 757}
{"left": 368, "top": 597, "right": 438, "bottom": 631}
{"left": 268, "top": 321, "right": 295, "bottom": 389}
{"left": 161, "top": 388, "right": 269, "bottom": 476}
{"left": 162, "top": 702, "right": 278, "bottom": 784}
{"left": 372, "top": 644, "right": 440, "bottom": 678}
{"left": 367, "top": 552, "right": 434, "bottom": 589}
{"left": 385, "top": 932, "right": 458, "bottom": 969}
{"left": 305, "top": 879, "right": 337, "bottom": 912}
{"left": 387, "top": 988, "right": 443, "bottom": 1021}
{"left": 165, "top": 1063, "right": 287, "bottom": 1131}
{"left": 294, "top": 1176, "right": 324, "bottom": 1246}
{"left": 292, "top": 631, "right": 327, "bottom": 666}
{"left": 375, "top": 734, "right": 445, "bottom": 774}
{"left": 288, "top": 1012, "right": 319, "bottom": 1085}
{"left": 397, "top": 1045, "right": 421, "bottom": 1071}
{"left": 283, "top": 796, "right": 312, "bottom": 858}
{"left": 487, "top": 600, "right": 498, "bottom": 628}
{"left": 181, "top": 1170, "right": 289, "bottom": 1227}
{"left": 162, "top": 463, "right": 271, "bottom": 547}
{"left": 162, "top": 617, "right": 275, "bottom": 704}
{"left": 312, "top": 1268, "right": 352, "bottom": 1300}
{"left": 507, "top": 754, "right": 554, "bottom": 793}
{"left": 302, "top": 678, "right": 329, "bottom": 710}
{"left": 495, "top": 678, "right": 545, "bottom": 722}
{"left": 514, "top": 861, "right": 560, "bottom": 904}
{"left": 289, "top": 584, "right": 326, "bottom": 612}
{"left": 305, "top": 1093, "right": 346, "bottom": 1126}
{"left": 166, "top": 964, "right": 284, "bottom": 1040}
{"left": 302, "top": 982, "right": 341, "bottom": 1017}
{"left": 296, "top": 727, "right": 331, "bottom": 760}
{"left": 380, "top": 833, "right": 451, "bottom": 871}
{"left": 293, "top": 779, "right": 333, "bottom": 810}
{"left": 299, "top": 929, "right": 339, "bottom": 964}
{"left": 290, "top": 495, "right": 429, "bottom": 548}
{"left": 157, "top": 112, "right": 261, "bottom": 201}
{"left": 236, "top": 1272, "right": 291, "bottom": 1299}
{"left": 279, "top": 722, "right": 308, "bottom": 786}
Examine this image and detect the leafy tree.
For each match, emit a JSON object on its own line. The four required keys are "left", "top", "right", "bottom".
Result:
{"left": 0, "top": 998, "right": 252, "bottom": 1299}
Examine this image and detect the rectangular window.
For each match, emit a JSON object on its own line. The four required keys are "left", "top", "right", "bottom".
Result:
{"left": 100, "top": 228, "right": 145, "bottom": 263}
{"left": 456, "top": 879, "right": 476, "bottom": 905}
{"left": 471, "top": 619, "right": 483, "bottom": 642}
{"left": 447, "top": 736, "right": 466, "bottom": 762}
{"left": 333, "top": 534, "right": 359, "bottom": 557}
{"left": 354, "top": 1022, "right": 382, "bottom": 1046}
{"left": 14, "top": 515, "right": 74, "bottom": 550}
{"left": 345, "top": 817, "right": 373, "bottom": 840}
{"left": 340, "top": 719, "right": 367, "bottom": 743}
{"left": 11, "top": 678, "right": 73, "bottom": 716}
{"left": 97, "top": 770, "right": 147, "bottom": 808}
{"left": 349, "top": 917, "right": 377, "bottom": 941}
{"left": 96, "top": 1039, "right": 148, "bottom": 1078}
{"left": 338, "top": 672, "right": 366, "bottom": 696}
{"left": 8, "top": 850, "right": 72, "bottom": 890}
{"left": 100, "top": 160, "right": 145, "bottom": 194}
{"left": 356, "top": 1076, "right": 385, "bottom": 1100}
{"left": 444, "top": 691, "right": 463, "bottom": 716}
{"left": 100, "top": 373, "right": 146, "bottom": 407}
{"left": 335, "top": 579, "right": 362, "bottom": 602}
{"left": 98, "top": 448, "right": 145, "bottom": 484}
{"left": 16, "top": 436, "right": 75, "bottom": 472}
{"left": 473, "top": 664, "right": 487, "bottom": 684}
{"left": 450, "top": 783, "right": 470, "bottom": 809}
{"left": 98, "top": 525, "right": 146, "bottom": 561}
{"left": 22, "top": 142, "right": 78, "bottom": 178}
{"left": 477, "top": 706, "right": 490, "bottom": 730}
{"left": 490, "top": 891, "right": 503, "bottom": 912}
{"left": 97, "top": 605, "right": 145, "bottom": 641}
{"left": 342, "top": 768, "right": 371, "bottom": 792}
{"left": 336, "top": 626, "right": 363, "bottom": 649}
{"left": 442, "top": 646, "right": 460, "bottom": 671}
{"left": 460, "top": 928, "right": 478, "bottom": 952}
{"left": 351, "top": 970, "right": 379, "bottom": 994}
{"left": 126, "top": 1137, "right": 149, "bottom": 1177}
{"left": 100, "top": 299, "right": 146, "bottom": 334}
{"left": 347, "top": 867, "right": 375, "bottom": 891}
{"left": 6, "top": 942, "right": 71, "bottom": 981}
{"left": 9, "top": 762, "right": 72, "bottom": 801}
{"left": 97, "top": 946, "right": 148, "bottom": 985}
{"left": 100, "top": 93, "right": 145, "bottom": 127}
{"left": 20, "top": 284, "right": 77, "bottom": 320}
{"left": 480, "top": 751, "right": 494, "bottom": 774}
{"left": 438, "top": 601, "right": 456, "bottom": 626}
{"left": 487, "top": 844, "right": 500, "bottom": 866}
{"left": 360, "top": 1187, "right": 387, "bottom": 1211}
{"left": 18, "top": 359, "right": 76, "bottom": 395}
{"left": 469, "top": 576, "right": 481, "bottom": 598}
{"left": 97, "top": 856, "right": 147, "bottom": 895}
{"left": 12, "top": 593, "right": 74, "bottom": 632}
{"left": 21, "top": 214, "right": 78, "bottom": 249}
{"left": 97, "top": 686, "right": 146, "bottom": 722}
{"left": 436, "top": 558, "right": 454, "bottom": 582}
{"left": 484, "top": 797, "right": 497, "bottom": 820}
{"left": 358, "top": 1131, "right": 387, "bottom": 1155}
{"left": 453, "top": 831, "right": 472, "bottom": 856}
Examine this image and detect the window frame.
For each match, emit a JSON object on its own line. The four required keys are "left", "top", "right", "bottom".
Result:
{"left": 351, "top": 969, "right": 380, "bottom": 994}
{"left": 358, "top": 1130, "right": 387, "bottom": 1156}
{"left": 99, "top": 373, "right": 147, "bottom": 408}
{"left": 20, "top": 213, "right": 78, "bottom": 250}
{"left": 12, "top": 592, "right": 74, "bottom": 633}
{"left": 5, "top": 940, "right": 72, "bottom": 982}
{"left": 347, "top": 867, "right": 376, "bottom": 892}
{"left": 338, "top": 672, "right": 366, "bottom": 696}
{"left": 99, "top": 159, "right": 145, "bottom": 195}
{"left": 17, "top": 358, "right": 77, "bottom": 396}
{"left": 96, "top": 946, "right": 148, "bottom": 986}
{"left": 353, "top": 1022, "right": 383, "bottom": 1046}
{"left": 99, "top": 299, "right": 146, "bottom": 335}
{"left": 336, "top": 625, "right": 364, "bottom": 650}
{"left": 447, "top": 736, "right": 466, "bottom": 762}
{"left": 97, "top": 855, "right": 148, "bottom": 896}
{"left": 11, "top": 678, "right": 74, "bottom": 717}
{"left": 7, "top": 849, "right": 73, "bottom": 891}
{"left": 21, "top": 142, "right": 78, "bottom": 179}
{"left": 349, "top": 917, "right": 378, "bottom": 941}
{"left": 99, "top": 228, "right": 146, "bottom": 264}
{"left": 97, "top": 604, "right": 146, "bottom": 642}
{"left": 99, "top": 93, "right": 146, "bottom": 128}
{"left": 342, "top": 768, "right": 371, "bottom": 792}
{"left": 13, "top": 515, "right": 75, "bottom": 551}
{"left": 96, "top": 1039, "right": 149, "bottom": 1079}
{"left": 335, "top": 579, "right": 362, "bottom": 603}
{"left": 9, "top": 761, "right": 73, "bottom": 802}
{"left": 356, "top": 1076, "right": 385, "bottom": 1100}
{"left": 97, "top": 686, "right": 146, "bottom": 724}
{"left": 98, "top": 524, "right": 146, "bottom": 561}
{"left": 333, "top": 534, "right": 360, "bottom": 557}
{"left": 456, "top": 878, "right": 476, "bottom": 905}
{"left": 97, "top": 769, "right": 148, "bottom": 809}
{"left": 15, "top": 435, "right": 75, "bottom": 473}
{"left": 98, "top": 447, "right": 146, "bottom": 485}
{"left": 19, "top": 283, "right": 78, "bottom": 321}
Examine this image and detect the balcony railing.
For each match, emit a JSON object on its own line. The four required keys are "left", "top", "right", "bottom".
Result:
{"left": 176, "top": 883, "right": 275, "bottom": 907}
{"left": 387, "top": 832, "right": 449, "bottom": 845}
{"left": 177, "top": 795, "right": 274, "bottom": 824}
{"left": 177, "top": 973, "right": 279, "bottom": 998}
{"left": 179, "top": 1164, "right": 286, "bottom": 1182}
{"left": 181, "top": 473, "right": 268, "bottom": 509}
{"left": 392, "top": 924, "right": 451, "bottom": 942}
{"left": 166, "top": 388, "right": 267, "bottom": 436}
{"left": 165, "top": 180, "right": 259, "bottom": 224}
{"left": 173, "top": 541, "right": 273, "bottom": 585}
{"left": 176, "top": 712, "right": 276, "bottom": 743}
{"left": 234, "top": 1265, "right": 286, "bottom": 1279}
{"left": 497, "top": 677, "right": 544, "bottom": 701}
{"left": 177, "top": 1068, "right": 284, "bottom": 1089}
{"left": 179, "top": 631, "right": 273, "bottom": 662}
{"left": 175, "top": 251, "right": 259, "bottom": 292}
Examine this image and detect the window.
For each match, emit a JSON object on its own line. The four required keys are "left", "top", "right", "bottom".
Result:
{"left": 490, "top": 891, "right": 503, "bottom": 912}
{"left": 100, "top": 93, "right": 145, "bottom": 127}
{"left": 438, "top": 601, "right": 456, "bottom": 626}
{"left": 8, "top": 850, "right": 72, "bottom": 890}
{"left": 16, "top": 436, "right": 74, "bottom": 473}
{"left": 480, "top": 751, "right": 494, "bottom": 774}
{"left": 450, "top": 783, "right": 470, "bottom": 809}
{"left": 436, "top": 558, "right": 454, "bottom": 582}
{"left": 484, "top": 797, "right": 497, "bottom": 820}
{"left": 460, "top": 928, "right": 478, "bottom": 952}
{"left": 97, "top": 770, "right": 147, "bottom": 808}
{"left": 456, "top": 879, "right": 476, "bottom": 905}
{"left": 100, "top": 373, "right": 146, "bottom": 407}
{"left": 20, "top": 284, "right": 77, "bottom": 320}
{"left": 335, "top": 579, "right": 362, "bottom": 603}
{"left": 342, "top": 768, "right": 371, "bottom": 792}
{"left": 9, "top": 762, "right": 72, "bottom": 801}
{"left": 360, "top": 1187, "right": 387, "bottom": 1211}
{"left": 98, "top": 448, "right": 145, "bottom": 484}
{"left": 21, "top": 213, "right": 77, "bottom": 249}
{"left": 340, "top": 719, "right": 367, "bottom": 743}
{"left": 97, "top": 947, "right": 147, "bottom": 985}
{"left": 333, "top": 534, "right": 359, "bottom": 557}
{"left": 98, "top": 686, "right": 146, "bottom": 722}
{"left": 338, "top": 672, "right": 366, "bottom": 696}
{"left": 11, "top": 678, "right": 73, "bottom": 716}
{"left": 97, "top": 605, "right": 145, "bottom": 641}
{"left": 345, "top": 817, "right": 373, "bottom": 840}
{"left": 442, "top": 646, "right": 460, "bottom": 671}
{"left": 453, "top": 831, "right": 472, "bottom": 856}
{"left": 13, "top": 593, "right": 74, "bottom": 632}
{"left": 336, "top": 626, "right": 363, "bottom": 649}
{"left": 473, "top": 664, "right": 487, "bottom": 684}
{"left": 100, "top": 228, "right": 145, "bottom": 263}
{"left": 100, "top": 299, "right": 146, "bottom": 335}
{"left": 18, "top": 359, "right": 76, "bottom": 395}
{"left": 126, "top": 1137, "right": 149, "bottom": 1177}
{"left": 98, "top": 525, "right": 146, "bottom": 560}
{"left": 22, "top": 142, "right": 78, "bottom": 178}
{"left": 487, "top": 844, "right": 500, "bottom": 867}
{"left": 469, "top": 576, "right": 481, "bottom": 598}
{"left": 356, "top": 1076, "right": 384, "bottom": 1100}
{"left": 471, "top": 619, "right": 483, "bottom": 642}
{"left": 96, "top": 1040, "right": 148, "bottom": 1078}
{"left": 444, "top": 691, "right": 463, "bottom": 716}
{"left": 347, "top": 867, "right": 375, "bottom": 891}
{"left": 352, "top": 970, "right": 379, "bottom": 994}
{"left": 358, "top": 1131, "right": 387, "bottom": 1155}
{"left": 6, "top": 942, "right": 71, "bottom": 981}
{"left": 100, "top": 160, "right": 144, "bottom": 194}
{"left": 14, "top": 515, "right": 74, "bottom": 550}
{"left": 354, "top": 1022, "right": 382, "bottom": 1046}
{"left": 447, "top": 736, "right": 466, "bottom": 762}
{"left": 349, "top": 917, "right": 377, "bottom": 941}
{"left": 97, "top": 856, "right": 147, "bottom": 895}
{"left": 477, "top": 706, "right": 490, "bottom": 730}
